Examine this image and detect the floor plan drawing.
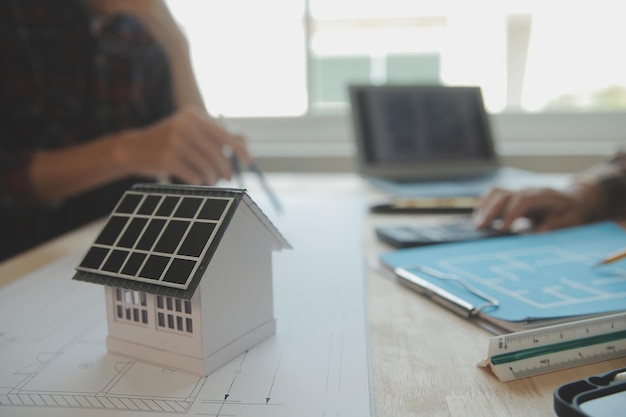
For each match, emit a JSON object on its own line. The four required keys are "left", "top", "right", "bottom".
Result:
{"left": 442, "top": 245, "right": 626, "bottom": 311}
{"left": 0, "top": 192, "right": 372, "bottom": 417}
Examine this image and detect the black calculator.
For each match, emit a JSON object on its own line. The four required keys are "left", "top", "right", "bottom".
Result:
{"left": 375, "top": 218, "right": 513, "bottom": 248}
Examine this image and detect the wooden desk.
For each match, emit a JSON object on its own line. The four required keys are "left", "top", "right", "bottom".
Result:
{"left": 1, "top": 174, "right": 624, "bottom": 417}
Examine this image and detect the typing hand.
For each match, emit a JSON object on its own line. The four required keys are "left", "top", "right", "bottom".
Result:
{"left": 472, "top": 186, "right": 592, "bottom": 232}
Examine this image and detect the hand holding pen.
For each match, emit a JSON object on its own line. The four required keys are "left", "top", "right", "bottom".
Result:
{"left": 219, "top": 115, "right": 283, "bottom": 213}
{"left": 229, "top": 153, "right": 283, "bottom": 213}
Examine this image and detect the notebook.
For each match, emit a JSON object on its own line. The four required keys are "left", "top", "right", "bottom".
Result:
{"left": 349, "top": 84, "right": 537, "bottom": 197}
{"left": 379, "top": 221, "right": 626, "bottom": 334}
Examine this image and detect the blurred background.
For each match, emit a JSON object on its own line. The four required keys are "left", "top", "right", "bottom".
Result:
{"left": 166, "top": 0, "right": 626, "bottom": 174}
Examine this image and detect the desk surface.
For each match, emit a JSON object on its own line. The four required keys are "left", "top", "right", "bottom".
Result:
{"left": 1, "top": 174, "right": 625, "bottom": 417}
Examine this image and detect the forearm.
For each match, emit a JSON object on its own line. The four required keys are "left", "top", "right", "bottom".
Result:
{"left": 87, "top": 0, "right": 206, "bottom": 109}
{"left": 134, "top": 2, "right": 206, "bottom": 109}
{"left": 29, "top": 133, "right": 132, "bottom": 204}
{"left": 163, "top": 42, "right": 206, "bottom": 110}
{"left": 573, "top": 151, "right": 626, "bottom": 219}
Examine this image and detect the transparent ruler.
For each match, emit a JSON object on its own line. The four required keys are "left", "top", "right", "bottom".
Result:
{"left": 478, "top": 313, "right": 626, "bottom": 382}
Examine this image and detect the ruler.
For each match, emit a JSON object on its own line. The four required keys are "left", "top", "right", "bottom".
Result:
{"left": 478, "top": 312, "right": 626, "bottom": 382}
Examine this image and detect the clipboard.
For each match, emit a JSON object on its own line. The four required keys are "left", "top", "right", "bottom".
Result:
{"left": 379, "top": 221, "right": 626, "bottom": 334}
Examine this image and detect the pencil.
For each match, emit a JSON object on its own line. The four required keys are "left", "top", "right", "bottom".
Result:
{"left": 595, "top": 247, "right": 626, "bottom": 266}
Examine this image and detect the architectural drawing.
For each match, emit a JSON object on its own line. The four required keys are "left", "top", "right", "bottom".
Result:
{"left": 0, "top": 190, "right": 371, "bottom": 416}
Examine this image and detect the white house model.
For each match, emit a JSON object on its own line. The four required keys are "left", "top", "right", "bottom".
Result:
{"left": 73, "top": 184, "right": 290, "bottom": 376}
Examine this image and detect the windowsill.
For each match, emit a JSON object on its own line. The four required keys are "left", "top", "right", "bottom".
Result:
{"left": 235, "top": 111, "right": 625, "bottom": 174}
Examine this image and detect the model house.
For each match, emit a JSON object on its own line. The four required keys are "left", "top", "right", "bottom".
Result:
{"left": 73, "top": 183, "right": 290, "bottom": 376}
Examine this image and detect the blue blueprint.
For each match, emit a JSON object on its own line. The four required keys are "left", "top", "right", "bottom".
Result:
{"left": 381, "top": 221, "right": 626, "bottom": 323}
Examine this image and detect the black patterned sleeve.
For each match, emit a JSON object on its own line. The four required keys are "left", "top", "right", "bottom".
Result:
{"left": 578, "top": 151, "right": 626, "bottom": 218}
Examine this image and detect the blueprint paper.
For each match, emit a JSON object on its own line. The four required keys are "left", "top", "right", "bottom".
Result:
{"left": 381, "top": 221, "right": 626, "bottom": 323}
{"left": 0, "top": 193, "right": 372, "bottom": 417}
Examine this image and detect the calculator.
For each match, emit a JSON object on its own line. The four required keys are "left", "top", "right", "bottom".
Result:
{"left": 375, "top": 218, "right": 513, "bottom": 248}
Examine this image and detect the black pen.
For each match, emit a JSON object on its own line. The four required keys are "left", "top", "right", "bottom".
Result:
{"left": 220, "top": 114, "right": 283, "bottom": 213}
{"left": 249, "top": 161, "right": 283, "bottom": 213}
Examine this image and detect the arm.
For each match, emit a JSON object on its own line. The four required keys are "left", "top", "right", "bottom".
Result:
{"left": 473, "top": 153, "right": 626, "bottom": 232}
{"left": 131, "top": 1, "right": 206, "bottom": 109}
{"left": 87, "top": 0, "right": 206, "bottom": 109}
{"left": 22, "top": 1, "right": 251, "bottom": 204}
{"left": 29, "top": 108, "right": 245, "bottom": 204}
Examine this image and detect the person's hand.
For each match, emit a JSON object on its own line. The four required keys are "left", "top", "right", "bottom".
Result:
{"left": 472, "top": 185, "right": 601, "bottom": 232}
{"left": 112, "top": 106, "right": 251, "bottom": 185}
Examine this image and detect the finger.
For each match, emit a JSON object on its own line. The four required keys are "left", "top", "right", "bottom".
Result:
{"left": 189, "top": 110, "right": 252, "bottom": 163}
{"left": 501, "top": 188, "right": 566, "bottom": 230}
{"left": 473, "top": 187, "right": 509, "bottom": 218}
{"left": 177, "top": 148, "right": 220, "bottom": 185}
{"left": 164, "top": 156, "right": 207, "bottom": 185}
{"left": 164, "top": 144, "right": 220, "bottom": 186}
{"left": 176, "top": 115, "right": 233, "bottom": 180}
{"left": 226, "top": 132, "right": 251, "bottom": 164}
{"left": 499, "top": 193, "right": 535, "bottom": 230}
{"left": 473, "top": 189, "right": 512, "bottom": 228}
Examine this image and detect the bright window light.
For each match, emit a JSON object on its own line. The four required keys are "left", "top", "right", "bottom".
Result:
{"left": 167, "top": 0, "right": 626, "bottom": 117}
{"left": 166, "top": 0, "right": 307, "bottom": 117}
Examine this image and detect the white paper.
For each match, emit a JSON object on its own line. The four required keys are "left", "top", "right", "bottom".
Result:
{"left": 0, "top": 193, "right": 372, "bottom": 417}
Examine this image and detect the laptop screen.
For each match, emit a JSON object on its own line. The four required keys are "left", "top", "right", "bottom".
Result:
{"left": 349, "top": 85, "right": 498, "bottom": 181}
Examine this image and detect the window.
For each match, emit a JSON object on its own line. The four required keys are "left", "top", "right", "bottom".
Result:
{"left": 156, "top": 295, "right": 194, "bottom": 334}
{"left": 167, "top": 1, "right": 626, "bottom": 116}
{"left": 166, "top": 0, "right": 307, "bottom": 117}
{"left": 114, "top": 288, "right": 149, "bottom": 326}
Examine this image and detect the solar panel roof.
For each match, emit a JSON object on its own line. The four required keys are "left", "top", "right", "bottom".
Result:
{"left": 73, "top": 184, "right": 246, "bottom": 300}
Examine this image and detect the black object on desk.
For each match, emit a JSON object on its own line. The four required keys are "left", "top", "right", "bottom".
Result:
{"left": 375, "top": 218, "right": 513, "bottom": 248}
{"left": 554, "top": 367, "right": 626, "bottom": 417}
{"left": 370, "top": 196, "right": 479, "bottom": 215}
{"left": 370, "top": 204, "right": 474, "bottom": 214}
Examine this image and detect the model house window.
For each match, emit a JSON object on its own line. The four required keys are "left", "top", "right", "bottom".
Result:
{"left": 156, "top": 295, "right": 194, "bottom": 334}
{"left": 167, "top": 1, "right": 626, "bottom": 117}
{"left": 114, "top": 288, "right": 149, "bottom": 326}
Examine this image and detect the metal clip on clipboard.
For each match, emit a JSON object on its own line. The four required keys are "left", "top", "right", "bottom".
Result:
{"left": 393, "top": 265, "right": 500, "bottom": 318}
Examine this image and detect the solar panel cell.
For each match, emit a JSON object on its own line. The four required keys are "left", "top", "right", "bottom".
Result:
{"left": 118, "top": 218, "right": 148, "bottom": 248}
{"left": 154, "top": 220, "right": 190, "bottom": 254}
{"left": 136, "top": 218, "right": 166, "bottom": 251}
{"left": 156, "top": 196, "right": 180, "bottom": 216}
{"left": 139, "top": 255, "right": 170, "bottom": 280}
{"left": 178, "top": 223, "right": 215, "bottom": 257}
{"left": 96, "top": 216, "right": 128, "bottom": 246}
{"left": 162, "top": 258, "right": 196, "bottom": 285}
{"left": 102, "top": 249, "right": 129, "bottom": 273}
{"left": 174, "top": 197, "right": 203, "bottom": 219}
{"left": 80, "top": 246, "right": 109, "bottom": 269}
{"left": 198, "top": 198, "right": 229, "bottom": 220}
{"left": 137, "top": 195, "right": 161, "bottom": 215}
{"left": 121, "top": 252, "right": 147, "bottom": 276}
{"left": 117, "top": 193, "right": 143, "bottom": 214}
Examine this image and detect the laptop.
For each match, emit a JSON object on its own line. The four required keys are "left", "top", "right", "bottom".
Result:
{"left": 349, "top": 84, "right": 536, "bottom": 197}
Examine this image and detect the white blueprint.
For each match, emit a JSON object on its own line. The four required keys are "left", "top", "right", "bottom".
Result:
{"left": 0, "top": 192, "right": 372, "bottom": 417}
